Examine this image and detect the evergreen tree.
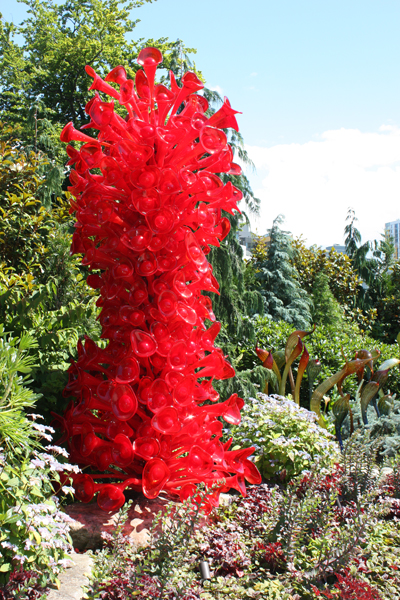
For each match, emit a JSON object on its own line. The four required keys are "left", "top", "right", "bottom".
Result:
{"left": 311, "top": 272, "right": 344, "bottom": 327}
{"left": 205, "top": 135, "right": 266, "bottom": 401}
{"left": 251, "top": 215, "right": 312, "bottom": 329}
{"left": 344, "top": 207, "right": 362, "bottom": 259}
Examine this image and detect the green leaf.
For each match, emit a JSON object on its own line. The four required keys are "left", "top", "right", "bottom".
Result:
{"left": 0, "top": 564, "right": 11, "bottom": 572}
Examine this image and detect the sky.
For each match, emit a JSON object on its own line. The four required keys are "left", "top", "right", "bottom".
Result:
{"left": 3, "top": 0, "right": 400, "bottom": 247}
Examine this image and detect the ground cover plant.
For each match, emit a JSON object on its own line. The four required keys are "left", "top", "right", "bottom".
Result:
{"left": 84, "top": 434, "right": 400, "bottom": 600}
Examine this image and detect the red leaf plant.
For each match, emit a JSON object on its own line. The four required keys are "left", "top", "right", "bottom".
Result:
{"left": 310, "top": 571, "right": 383, "bottom": 599}
{"left": 55, "top": 47, "right": 261, "bottom": 512}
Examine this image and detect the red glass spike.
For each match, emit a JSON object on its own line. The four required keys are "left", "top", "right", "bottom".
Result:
{"left": 142, "top": 458, "right": 171, "bottom": 499}
{"left": 105, "top": 65, "right": 127, "bottom": 84}
{"left": 59, "top": 47, "right": 260, "bottom": 512}
{"left": 110, "top": 385, "right": 138, "bottom": 421}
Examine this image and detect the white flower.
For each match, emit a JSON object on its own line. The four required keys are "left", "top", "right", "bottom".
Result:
{"left": 1, "top": 541, "right": 18, "bottom": 551}
{"left": 30, "top": 458, "right": 45, "bottom": 469}
{"left": 47, "top": 445, "right": 69, "bottom": 458}
{"left": 32, "top": 423, "right": 55, "bottom": 434}
{"left": 58, "top": 558, "right": 74, "bottom": 568}
{"left": 27, "top": 413, "right": 43, "bottom": 421}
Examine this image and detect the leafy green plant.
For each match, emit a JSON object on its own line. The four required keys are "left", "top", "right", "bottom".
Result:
{"left": 253, "top": 317, "right": 400, "bottom": 398}
{"left": 0, "top": 326, "right": 76, "bottom": 586}
{"left": 0, "top": 438, "right": 76, "bottom": 586}
{"left": 0, "top": 327, "right": 41, "bottom": 453}
{"left": 229, "top": 393, "right": 340, "bottom": 483}
{"left": 0, "top": 134, "right": 101, "bottom": 421}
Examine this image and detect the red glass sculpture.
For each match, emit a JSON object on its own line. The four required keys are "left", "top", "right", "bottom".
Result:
{"left": 57, "top": 47, "right": 261, "bottom": 511}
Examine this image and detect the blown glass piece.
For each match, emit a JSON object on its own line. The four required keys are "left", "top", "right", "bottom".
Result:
{"left": 57, "top": 47, "right": 260, "bottom": 511}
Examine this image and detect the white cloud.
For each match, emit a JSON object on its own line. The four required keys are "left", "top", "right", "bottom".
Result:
{"left": 245, "top": 126, "right": 400, "bottom": 247}
{"left": 249, "top": 72, "right": 258, "bottom": 77}
{"left": 209, "top": 84, "right": 223, "bottom": 95}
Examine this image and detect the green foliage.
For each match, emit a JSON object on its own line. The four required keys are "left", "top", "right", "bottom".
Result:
{"left": 250, "top": 216, "right": 312, "bottom": 330}
{"left": 230, "top": 393, "right": 340, "bottom": 482}
{"left": 340, "top": 208, "right": 400, "bottom": 342}
{"left": 340, "top": 432, "right": 379, "bottom": 502}
{"left": 0, "top": 327, "right": 74, "bottom": 586}
{"left": 0, "top": 136, "right": 101, "bottom": 419}
{"left": 292, "top": 236, "right": 361, "bottom": 306}
{"left": 0, "top": 442, "right": 75, "bottom": 586}
{"left": 0, "top": 327, "right": 41, "bottom": 454}
{"left": 344, "top": 207, "right": 362, "bottom": 259}
{"left": 252, "top": 316, "right": 400, "bottom": 404}
{"left": 291, "top": 235, "right": 377, "bottom": 332}
{"left": 311, "top": 272, "right": 344, "bottom": 327}
{"left": 371, "top": 261, "right": 400, "bottom": 343}
{"left": 207, "top": 215, "right": 265, "bottom": 402}
{"left": 0, "top": 0, "right": 200, "bottom": 145}
{"left": 0, "top": 139, "right": 56, "bottom": 272}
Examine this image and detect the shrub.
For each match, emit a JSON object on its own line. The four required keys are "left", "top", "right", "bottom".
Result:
{"left": 229, "top": 393, "right": 340, "bottom": 482}
{"left": 0, "top": 434, "right": 76, "bottom": 586}
{"left": 85, "top": 490, "right": 212, "bottom": 600}
{"left": 0, "top": 327, "right": 76, "bottom": 586}
{"left": 0, "top": 439, "right": 76, "bottom": 587}
{"left": 0, "top": 327, "right": 41, "bottom": 453}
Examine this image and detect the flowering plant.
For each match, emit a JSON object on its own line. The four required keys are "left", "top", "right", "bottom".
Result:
{"left": 0, "top": 433, "right": 76, "bottom": 587}
{"left": 229, "top": 393, "right": 340, "bottom": 482}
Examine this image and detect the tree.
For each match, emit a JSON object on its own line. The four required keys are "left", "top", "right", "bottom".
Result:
{"left": 311, "top": 272, "right": 344, "bottom": 327}
{"left": 250, "top": 215, "right": 312, "bottom": 329}
{"left": 344, "top": 207, "right": 361, "bottom": 259}
{"left": 0, "top": 136, "right": 100, "bottom": 420}
{"left": 291, "top": 237, "right": 361, "bottom": 307}
{"left": 0, "top": 1, "right": 203, "bottom": 141}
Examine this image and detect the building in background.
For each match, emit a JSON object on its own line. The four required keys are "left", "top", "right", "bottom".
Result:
{"left": 238, "top": 223, "right": 271, "bottom": 259}
{"left": 325, "top": 244, "right": 347, "bottom": 254}
{"left": 385, "top": 219, "right": 400, "bottom": 259}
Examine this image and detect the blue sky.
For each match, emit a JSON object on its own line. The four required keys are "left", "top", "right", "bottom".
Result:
{"left": 4, "top": 0, "right": 400, "bottom": 246}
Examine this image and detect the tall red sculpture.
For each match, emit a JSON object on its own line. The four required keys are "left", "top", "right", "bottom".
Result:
{"left": 57, "top": 47, "right": 261, "bottom": 512}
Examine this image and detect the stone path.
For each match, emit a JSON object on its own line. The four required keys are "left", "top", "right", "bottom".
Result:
{"left": 47, "top": 552, "right": 93, "bottom": 600}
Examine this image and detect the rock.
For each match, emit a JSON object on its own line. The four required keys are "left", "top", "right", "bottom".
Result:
{"left": 64, "top": 492, "right": 233, "bottom": 551}
{"left": 381, "top": 466, "right": 394, "bottom": 480}
{"left": 65, "top": 491, "right": 172, "bottom": 551}
{"left": 47, "top": 551, "right": 92, "bottom": 600}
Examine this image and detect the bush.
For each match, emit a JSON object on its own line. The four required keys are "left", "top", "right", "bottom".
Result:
{"left": 229, "top": 393, "right": 340, "bottom": 483}
{"left": 0, "top": 327, "right": 76, "bottom": 587}
{"left": 0, "top": 439, "right": 76, "bottom": 586}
